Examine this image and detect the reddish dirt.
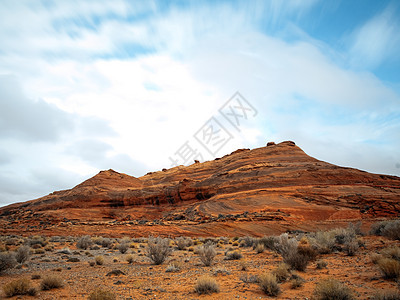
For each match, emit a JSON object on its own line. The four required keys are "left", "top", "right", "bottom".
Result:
{"left": 0, "top": 141, "right": 399, "bottom": 237}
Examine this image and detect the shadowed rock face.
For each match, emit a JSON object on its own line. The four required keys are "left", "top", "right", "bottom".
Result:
{"left": 1, "top": 141, "right": 399, "bottom": 237}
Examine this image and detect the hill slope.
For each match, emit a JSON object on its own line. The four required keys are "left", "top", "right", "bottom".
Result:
{"left": 1, "top": 141, "right": 399, "bottom": 237}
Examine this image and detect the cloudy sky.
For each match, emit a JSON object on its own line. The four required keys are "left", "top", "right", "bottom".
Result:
{"left": 0, "top": 0, "right": 399, "bottom": 207}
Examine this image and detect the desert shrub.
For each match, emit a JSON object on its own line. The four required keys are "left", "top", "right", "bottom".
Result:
{"left": 34, "top": 248, "right": 45, "bottom": 254}
{"left": 174, "top": 237, "right": 188, "bottom": 250}
{"left": 88, "top": 288, "right": 116, "bottom": 300}
{"left": 0, "top": 252, "right": 17, "bottom": 273}
{"left": 27, "top": 235, "right": 48, "bottom": 247}
{"left": 77, "top": 235, "right": 93, "bottom": 250}
{"left": 371, "top": 253, "right": 383, "bottom": 264}
{"left": 258, "top": 273, "right": 280, "bottom": 296}
{"left": 3, "top": 278, "right": 37, "bottom": 297}
{"left": 213, "top": 266, "right": 230, "bottom": 276}
{"left": 372, "top": 290, "right": 400, "bottom": 300}
{"left": 289, "top": 274, "right": 305, "bottom": 289}
{"left": 297, "top": 244, "right": 318, "bottom": 261}
{"left": 58, "top": 247, "right": 72, "bottom": 255}
{"left": 258, "top": 236, "right": 279, "bottom": 251}
{"left": 95, "top": 256, "right": 105, "bottom": 265}
{"left": 343, "top": 239, "right": 359, "bottom": 256}
{"left": 239, "top": 236, "right": 256, "bottom": 248}
{"left": 255, "top": 243, "right": 265, "bottom": 253}
{"left": 239, "top": 260, "right": 247, "bottom": 271}
{"left": 314, "top": 278, "right": 354, "bottom": 300}
{"left": 377, "top": 258, "right": 400, "bottom": 279}
{"left": 284, "top": 250, "right": 311, "bottom": 271}
{"left": 274, "top": 233, "right": 298, "bottom": 257}
{"left": 316, "top": 260, "right": 328, "bottom": 269}
{"left": 15, "top": 245, "right": 31, "bottom": 264}
{"left": 312, "top": 231, "right": 336, "bottom": 254}
{"left": 370, "top": 220, "right": 400, "bottom": 240}
{"left": 166, "top": 261, "right": 182, "bottom": 273}
{"left": 40, "top": 275, "right": 64, "bottom": 290}
{"left": 198, "top": 243, "right": 217, "bottom": 266}
{"left": 225, "top": 250, "right": 242, "bottom": 260}
{"left": 126, "top": 254, "right": 134, "bottom": 264}
{"left": 272, "top": 263, "right": 290, "bottom": 283}
{"left": 240, "top": 273, "right": 259, "bottom": 283}
{"left": 146, "top": 237, "right": 172, "bottom": 265}
{"left": 382, "top": 247, "right": 400, "bottom": 261}
{"left": 118, "top": 243, "right": 129, "bottom": 254}
{"left": 194, "top": 275, "right": 219, "bottom": 295}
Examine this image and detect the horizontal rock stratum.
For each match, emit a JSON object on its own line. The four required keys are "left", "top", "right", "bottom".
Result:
{"left": 1, "top": 141, "right": 399, "bottom": 237}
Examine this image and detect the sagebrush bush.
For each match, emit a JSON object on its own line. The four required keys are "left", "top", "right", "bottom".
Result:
{"left": 239, "top": 236, "right": 256, "bottom": 248}
{"left": 194, "top": 275, "right": 219, "bottom": 295}
{"left": 258, "top": 236, "right": 279, "bottom": 251}
{"left": 377, "top": 258, "right": 400, "bottom": 279}
{"left": 289, "top": 274, "right": 305, "bottom": 289}
{"left": 77, "top": 235, "right": 93, "bottom": 249}
{"left": 88, "top": 288, "right": 116, "bottom": 300}
{"left": 27, "top": 235, "right": 48, "bottom": 248}
{"left": 382, "top": 247, "right": 400, "bottom": 261}
{"left": 3, "top": 278, "right": 37, "bottom": 297}
{"left": 225, "top": 250, "right": 242, "bottom": 260}
{"left": 118, "top": 243, "right": 129, "bottom": 254}
{"left": 174, "top": 237, "right": 188, "bottom": 250}
{"left": 166, "top": 261, "right": 182, "bottom": 272}
{"left": 275, "top": 233, "right": 298, "bottom": 257}
{"left": 146, "top": 237, "right": 172, "bottom": 265}
{"left": 198, "top": 243, "right": 217, "bottom": 266}
{"left": 312, "top": 231, "right": 336, "bottom": 254}
{"left": 126, "top": 254, "right": 134, "bottom": 264}
{"left": 297, "top": 244, "right": 318, "bottom": 261}
{"left": 272, "top": 263, "right": 290, "bottom": 283}
{"left": 344, "top": 239, "right": 359, "bottom": 256}
{"left": 0, "top": 252, "right": 17, "bottom": 273}
{"left": 15, "top": 245, "right": 31, "bottom": 264}
{"left": 283, "top": 249, "right": 311, "bottom": 271}
{"left": 314, "top": 278, "right": 354, "bottom": 300}
{"left": 370, "top": 220, "right": 400, "bottom": 240}
{"left": 40, "top": 275, "right": 64, "bottom": 290}
{"left": 255, "top": 243, "right": 265, "bottom": 253}
{"left": 258, "top": 273, "right": 280, "bottom": 296}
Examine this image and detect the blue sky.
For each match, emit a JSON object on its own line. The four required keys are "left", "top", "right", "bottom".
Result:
{"left": 0, "top": 0, "right": 399, "bottom": 206}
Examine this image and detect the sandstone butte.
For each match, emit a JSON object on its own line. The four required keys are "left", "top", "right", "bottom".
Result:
{"left": 1, "top": 141, "right": 399, "bottom": 237}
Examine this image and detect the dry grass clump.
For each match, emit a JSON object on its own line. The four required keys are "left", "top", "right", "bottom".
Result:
{"left": 258, "top": 273, "right": 280, "bottom": 296}
{"left": 118, "top": 243, "right": 129, "bottom": 254}
{"left": 372, "top": 290, "right": 400, "bottom": 300}
{"left": 146, "top": 237, "right": 172, "bottom": 265}
{"left": 40, "top": 275, "right": 64, "bottom": 290}
{"left": 194, "top": 275, "right": 220, "bottom": 295}
{"left": 197, "top": 243, "right": 217, "bottom": 266}
{"left": 126, "top": 254, "right": 134, "bottom": 264}
{"left": 3, "top": 278, "right": 37, "bottom": 297}
{"left": 316, "top": 260, "right": 328, "bottom": 269}
{"left": 166, "top": 261, "right": 182, "bottom": 272}
{"left": 95, "top": 256, "right": 105, "bottom": 265}
{"left": 88, "top": 288, "right": 116, "bottom": 300}
{"left": 377, "top": 258, "right": 400, "bottom": 279}
{"left": 289, "top": 274, "right": 305, "bottom": 289}
{"left": 174, "top": 237, "right": 190, "bottom": 250}
{"left": 313, "top": 278, "right": 354, "bottom": 300}
{"left": 255, "top": 243, "right": 265, "bottom": 253}
{"left": 382, "top": 247, "right": 400, "bottom": 261}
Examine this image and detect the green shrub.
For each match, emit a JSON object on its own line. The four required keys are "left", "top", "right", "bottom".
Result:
{"left": 258, "top": 273, "right": 280, "bottom": 296}
{"left": 314, "top": 278, "right": 354, "bottom": 300}
{"left": 146, "top": 237, "right": 172, "bottom": 265}
{"left": 88, "top": 288, "right": 116, "bottom": 300}
{"left": 3, "top": 278, "right": 37, "bottom": 297}
{"left": 194, "top": 275, "right": 219, "bottom": 295}
{"left": 40, "top": 275, "right": 64, "bottom": 290}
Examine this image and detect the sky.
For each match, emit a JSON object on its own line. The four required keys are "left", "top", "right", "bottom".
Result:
{"left": 0, "top": 0, "right": 400, "bottom": 207}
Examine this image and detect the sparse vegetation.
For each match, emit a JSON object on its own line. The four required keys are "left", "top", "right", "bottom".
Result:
{"left": 258, "top": 273, "right": 280, "bottom": 296}
{"left": 166, "top": 261, "right": 182, "bottom": 272}
{"left": 40, "top": 275, "right": 64, "bottom": 290}
{"left": 118, "top": 243, "right": 129, "bottom": 254}
{"left": 316, "top": 260, "right": 328, "bottom": 269}
{"left": 198, "top": 243, "right": 217, "bottom": 266}
{"left": 225, "top": 250, "right": 242, "bottom": 260}
{"left": 3, "top": 278, "right": 37, "bottom": 297}
{"left": 126, "top": 254, "right": 134, "bottom": 264}
{"left": 0, "top": 252, "right": 17, "bottom": 273}
{"left": 88, "top": 288, "right": 116, "bottom": 300}
{"left": 95, "top": 256, "right": 105, "bottom": 265}
{"left": 371, "top": 220, "right": 400, "bottom": 240}
{"left": 372, "top": 290, "right": 400, "bottom": 300}
{"left": 146, "top": 237, "right": 172, "bottom": 265}
{"left": 255, "top": 243, "right": 265, "bottom": 253}
{"left": 174, "top": 237, "right": 188, "bottom": 250}
{"left": 15, "top": 245, "right": 31, "bottom": 264}
{"left": 194, "top": 275, "right": 220, "bottom": 295}
{"left": 314, "top": 278, "right": 354, "bottom": 300}
{"left": 272, "top": 263, "right": 290, "bottom": 283}
{"left": 77, "top": 235, "right": 93, "bottom": 250}
{"left": 289, "top": 274, "right": 305, "bottom": 289}
{"left": 377, "top": 258, "right": 400, "bottom": 279}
